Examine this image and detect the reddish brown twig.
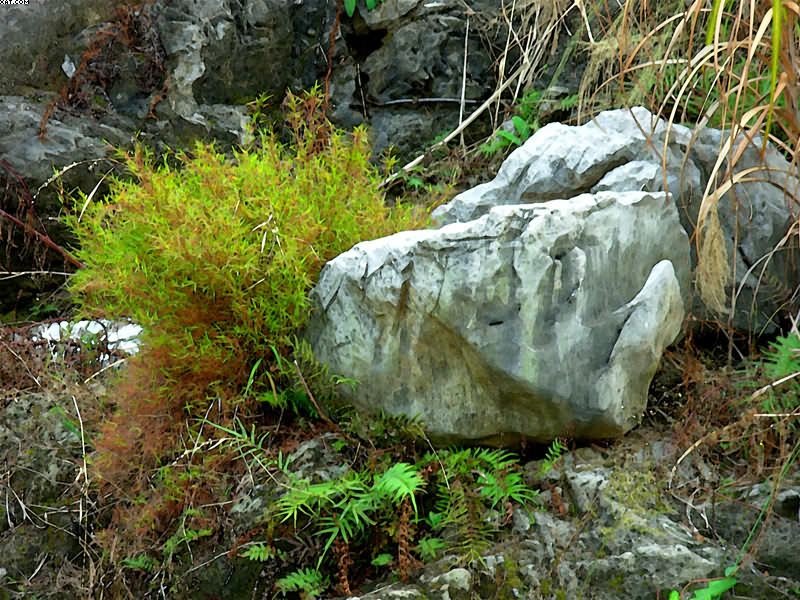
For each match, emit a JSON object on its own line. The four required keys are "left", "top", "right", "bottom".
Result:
{"left": 323, "top": 0, "right": 345, "bottom": 113}
{"left": 0, "top": 205, "right": 83, "bottom": 269}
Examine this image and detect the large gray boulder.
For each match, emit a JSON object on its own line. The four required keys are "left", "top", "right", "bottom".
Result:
{"left": 434, "top": 106, "right": 800, "bottom": 332}
{"left": 307, "top": 190, "right": 688, "bottom": 444}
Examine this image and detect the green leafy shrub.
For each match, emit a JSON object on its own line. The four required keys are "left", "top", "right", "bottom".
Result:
{"left": 68, "top": 107, "right": 427, "bottom": 384}
{"left": 479, "top": 115, "right": 532, "bottom": 156}
{"left": 64, "top": 86, "right": 435, "bottom": 555}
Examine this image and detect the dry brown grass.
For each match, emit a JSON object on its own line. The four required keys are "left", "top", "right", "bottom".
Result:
{"left": 604, "top": 0, "right": 800, "bottom": 319}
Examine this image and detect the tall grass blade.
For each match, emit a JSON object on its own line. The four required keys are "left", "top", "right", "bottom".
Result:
{"left": 764, "top": 0, "right": 783, "bottom": 151}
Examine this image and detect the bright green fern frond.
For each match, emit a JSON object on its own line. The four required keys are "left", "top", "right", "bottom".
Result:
{"left": 472, "top": 448, "right": 518, "bottom": 471}
{"left": 763, "top": 333, "right": 800, "bottom": 380}
{"left": 539, "top": 438, "right": 568, "bottom": 477}
{"left": 276, "top": 567, "right": 328, "bottom": 598}
{"left": 373, "top": 462, "right": 425, "bottom": 516}
{"left": 275, "top": 479, "right": 339, "bottom": 527}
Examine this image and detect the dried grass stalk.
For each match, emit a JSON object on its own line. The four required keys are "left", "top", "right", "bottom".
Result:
{"left": 696, "top": 201, "right": 731, "bottom": 314}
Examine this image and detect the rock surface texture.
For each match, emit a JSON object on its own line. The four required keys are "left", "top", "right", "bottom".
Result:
{"left": 0, "top": 0, "right": 521, "bottom": 312}
{"left": 308, "top": 107, "right": 800, "bottom": 443}
{"left": 307, "top": 190, "right": 688, "bottom": 444}
{"left": 4, "top": 386, "right": 799, "bottom": 599}
{"left": 223, "top": 434, "right": 800, "bottom": 600}
{"left": 434, "top": 107, "right": 800, "bottom": 332}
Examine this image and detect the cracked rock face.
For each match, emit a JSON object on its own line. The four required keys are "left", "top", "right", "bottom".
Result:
{"left": 306, "top": 190, "right": 688, "bottom": 444}
{"left": 434, "top": 106, "right": 800, "bottom": 333}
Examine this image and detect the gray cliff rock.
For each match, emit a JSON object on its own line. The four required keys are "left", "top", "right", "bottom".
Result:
{"left": 0, "top": 0, "right": 511, "bottom": 313}
{"left": 1, "top": 0, "right": 120, "bottom": 95}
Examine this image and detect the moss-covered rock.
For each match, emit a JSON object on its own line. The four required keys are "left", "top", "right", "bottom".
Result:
{"left": 0, "top": 388, "right": 87, "bottom": 598}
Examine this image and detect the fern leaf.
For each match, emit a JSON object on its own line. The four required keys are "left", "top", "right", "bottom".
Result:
{"left": 764, "top": 333, "right": 800, "bottom": 379}
{"left": 374, "top": 462, "right": 425, "bottom": 515}
{"left": 276, "top": 568, "right": 328, "bottom": 597}
{"left": 241, "top": 543, "right": 275, "bottom": 561}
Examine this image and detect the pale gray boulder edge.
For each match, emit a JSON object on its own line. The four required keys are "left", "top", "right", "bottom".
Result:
{"left": 433, "top": 106, "right": 800, "bottom": 333}
{"left": 306, "top": 191, "right": 688, "bottom": 444}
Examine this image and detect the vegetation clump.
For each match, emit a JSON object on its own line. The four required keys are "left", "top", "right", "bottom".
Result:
{"left": 63, "top": 87, "right": 435, "bottom": 559}
{"left": 213, "top": 414, "right": 550, "bottom": 597}
{"left": 3, "top": 0, "right": 798, "bottom": 596}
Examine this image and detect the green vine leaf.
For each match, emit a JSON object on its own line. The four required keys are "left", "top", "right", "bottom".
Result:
{"left": 496, "top": 130, "right": 523, "bottom": 146}
{"left": 511, "top": 115, "right": 531, "bottom": 141}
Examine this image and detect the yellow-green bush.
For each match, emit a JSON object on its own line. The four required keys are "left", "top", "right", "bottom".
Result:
{"left": 64, "top": 88, "right": 435, "bottom": 553}
{"left": 69, "top": 107, "right": 427, "bottom": 387}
